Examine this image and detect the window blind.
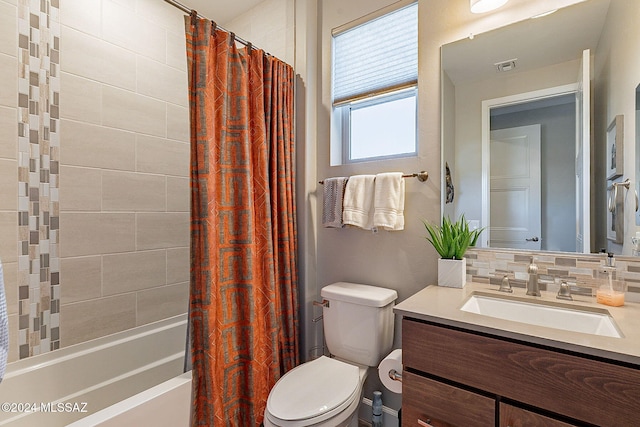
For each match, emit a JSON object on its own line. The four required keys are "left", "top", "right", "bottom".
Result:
{"left": 332, "top": 2, "right": 418, "bottom": 105}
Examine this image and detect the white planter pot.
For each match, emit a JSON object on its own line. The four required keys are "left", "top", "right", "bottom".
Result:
{"left": 437, "top": 258, "right": 467, "bottom": 288}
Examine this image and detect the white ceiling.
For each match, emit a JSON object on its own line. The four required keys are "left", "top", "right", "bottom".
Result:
{"left": 176, "top": 0, "right": 263, "bottom": 25}
{"left": 442, "top": 0, "right": 611, "bottom": 85}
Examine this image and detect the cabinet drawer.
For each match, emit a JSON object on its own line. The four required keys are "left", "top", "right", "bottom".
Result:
{"left": 500, "top": 403, "right": 576, "bottom": 427}
{"left": 403, "top": 371, "right": 495, "bottom": 427}
{"left": 403, "top": 318, "right": 640, "bottom": 427}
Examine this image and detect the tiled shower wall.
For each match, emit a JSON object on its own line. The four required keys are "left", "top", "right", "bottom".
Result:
{"left": 2, "top": 0, "right": 191, "bottom": 362}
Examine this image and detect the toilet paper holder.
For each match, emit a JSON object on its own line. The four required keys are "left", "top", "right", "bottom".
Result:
{"left": 388, "top": 369, "right": 402, "bottom": 382}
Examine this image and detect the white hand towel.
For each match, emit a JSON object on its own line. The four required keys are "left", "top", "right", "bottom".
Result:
{"left": 342, "top": 175, "right": 376, "bottom": 230}
{"left": 373, "top": 172, "right": 405, "bottom": 231}
{"left": 322, "top": 177, "right": 349, "bottom": 228}
{"left": 0, "top": 259, "right": 7, "bottom": 383}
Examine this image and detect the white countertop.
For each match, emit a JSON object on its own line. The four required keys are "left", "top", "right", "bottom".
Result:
{"left": 394, "top": 282, "right": 640, "bottom": 366}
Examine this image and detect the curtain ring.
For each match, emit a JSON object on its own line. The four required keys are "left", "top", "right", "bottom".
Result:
{"left": 190, "top": 10, "right": 197, "bottom": 27}
{"left": 247, "top": 42, "right": 252, "bottom": 52}
{"left": 211, "top": 21, "right": 217, "bottom": 32}
{"left": 230, "top": 32, "right": 236, "bottom": 45}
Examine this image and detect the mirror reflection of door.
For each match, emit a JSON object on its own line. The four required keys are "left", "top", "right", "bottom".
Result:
{"left": 489, "top": 125, "right": 541, "bottom": 250}
{"left": 489, "top": 94, "right": 578, "bottom": 252}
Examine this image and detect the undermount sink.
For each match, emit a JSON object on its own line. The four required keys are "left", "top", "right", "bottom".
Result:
{"left": 460, "top": 293, "right": 622, "bottom": 338}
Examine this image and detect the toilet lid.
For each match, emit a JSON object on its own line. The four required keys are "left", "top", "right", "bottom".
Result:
{"left": 267, "top": 356, "right": 360, "bottom": 422}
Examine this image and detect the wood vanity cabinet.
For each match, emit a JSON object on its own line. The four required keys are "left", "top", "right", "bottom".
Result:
{"left": 402, "top": 318, "right": 640, "bottom": 427}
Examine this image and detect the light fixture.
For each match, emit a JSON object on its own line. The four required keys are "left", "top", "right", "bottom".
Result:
{"left": 470, "top": 0, "right": 509, "bottom": 14}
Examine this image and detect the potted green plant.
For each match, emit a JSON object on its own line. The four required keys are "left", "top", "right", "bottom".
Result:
{"left": 422, "top": 215, "right": 484, "bottom": 288}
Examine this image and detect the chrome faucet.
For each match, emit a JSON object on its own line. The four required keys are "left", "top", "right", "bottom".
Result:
{"left": 526, "top": 258, "right": 541, "bottom": 296}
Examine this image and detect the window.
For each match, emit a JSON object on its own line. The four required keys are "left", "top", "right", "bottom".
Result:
{"left": 332, "top": 2, "right": 418, "bottom": 164}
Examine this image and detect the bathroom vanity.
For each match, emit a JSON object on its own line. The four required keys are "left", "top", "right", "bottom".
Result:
{"left": 395, "top": 283, "right": 640, "bottom": 427}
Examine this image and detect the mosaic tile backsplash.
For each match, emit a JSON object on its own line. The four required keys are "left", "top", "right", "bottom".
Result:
{"left": 466, "top": 248, "right": 640, "bottom": 297}
{"left": 17, "top": 0, "right": 60, "bottom": 358}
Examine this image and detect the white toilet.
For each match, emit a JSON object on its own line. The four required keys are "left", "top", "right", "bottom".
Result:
{"left": 264, "top": 282, "right": 398, "bottom": 427}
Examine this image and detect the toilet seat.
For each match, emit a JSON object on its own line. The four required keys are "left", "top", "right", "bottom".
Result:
{"left": 266, "top": 356, "right": 361, "bottom": 426}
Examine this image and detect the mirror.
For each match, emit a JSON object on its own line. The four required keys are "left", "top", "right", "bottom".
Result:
{"left": 442, "top": 0, "right": 640, "bottom": 254}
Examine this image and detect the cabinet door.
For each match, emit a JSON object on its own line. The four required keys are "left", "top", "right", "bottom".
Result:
{"left": 500, "top": 403, "right": 576, "bottom": 427}
{"left": 403, "top": 371, "right": 495, "bottom": 427}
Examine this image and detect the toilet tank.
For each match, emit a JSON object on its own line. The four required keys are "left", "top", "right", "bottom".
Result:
{"left": 320, "top": 282, "right": 398, "bottom": 367}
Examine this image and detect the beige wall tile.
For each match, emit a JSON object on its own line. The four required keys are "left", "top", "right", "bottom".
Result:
{"left": 136, "top": 213, "right": 189, "bottom": 250}
{"left": 136, "top": 135, "right": 188, "bottom": 177}
{"left": 166, "top": 31, "right": 187, "bottom": 72}
{"left": 136, "top": 56, "right": 188, "bottom": 106}
{"left": 0, "top": 159, "right": 16, "bottom": 210}
{"left": 59, "top": 166, "right": 102, "bottom": 211}
{"left": 166, "top": 103, "right": 189, "bottom": 143}
{"left": 102, "top": 86, "right": 166, "bottom": 137}
{"left": 3, "top": 261, "right": 17, "bottom": 316}
{"left": 0, "top": 54, "right": 17, "bottom": 108}
{"left": 0, "top": 106, "right": 17, "bottom": 159}
{"left": 60, "top": 72, "right": 102, "bottom": 124}
{"left": 0, "top": 2, "right": 16, "bottom": 57}
{"left": 0, "top": 212, "right": 16, "bottom": 263}
{"left": 60, "top": 0, "right": 101, "bottom": 38}
{"left": 60, "top": 25, "right": 103, "bottom": 82}
{"left": 102, "top": 0, "right": 166, "bottom": 63}
{"left": 60, "top": 213, "right": 136, "bottom": 257}
{"left": 99, "top": 39, "right": 137, "bottom": 91}
{"left": 167, "top": 176, "right": 189, "bottom": 212}
{"left": 60, "top": 294, "right": 136, "bottom": 347}
{"left": 61, "top": 120, "right": 135, "bottom": 171}
{"left": 136, "top": 0, "right": 185, "bottom": 34}
{"left": 136, "top": 282, "right": 188, "bottom": 326}
{"left": 167, "top": 247, "right": 189, "bottom": 285}
{"left": 102, "top": 171, "right": 166, "bottom": 212}
{"left": 61, "top": 25, "right": 136, "bottom": 92}
{"left": 60, "top": 256, "right": 102, "bottom": 304}
{"left": 7, "top": 314, "right": 17, "bottom": 363}
{"left": 103, "top": 250, "right": 167, "bottom": 296}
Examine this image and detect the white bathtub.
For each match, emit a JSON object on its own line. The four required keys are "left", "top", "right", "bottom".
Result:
{"left": 0, "top": 314, "right": 187, "bottom": 427}
{"left": 67, "top": 371, "right": 191, "bottom": 427}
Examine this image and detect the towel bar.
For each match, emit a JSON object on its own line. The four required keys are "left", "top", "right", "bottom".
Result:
{"left": 319, "top": 171, "right": 428, "bottom": 185}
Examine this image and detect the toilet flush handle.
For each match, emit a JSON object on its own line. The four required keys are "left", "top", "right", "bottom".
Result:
{"left": 312, "top": 299, "right": 329, "bottom": 323}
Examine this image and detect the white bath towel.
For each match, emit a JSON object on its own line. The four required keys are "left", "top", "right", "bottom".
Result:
{"left": 373, "top": 172, "right": 405, "bottom": 231}
{"left": 322, "top": 177, "right": 349, "bottom": 228}
{"left": 342, "top": 175, "right": 376, "bottom": 230}
{"left": 0, "top": 259, "right": 7, "bottom": 383}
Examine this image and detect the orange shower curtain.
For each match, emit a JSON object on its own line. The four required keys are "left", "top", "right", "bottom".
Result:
{"left": 186, "top": 16, "right": 299, "bottom": 426}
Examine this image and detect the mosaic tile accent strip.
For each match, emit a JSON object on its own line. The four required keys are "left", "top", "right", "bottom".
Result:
{"left": 466, "top": 248, "right": 640, "bottom": 296}
{"left": 17, "top": 0, "right": 60, "bottom": 358}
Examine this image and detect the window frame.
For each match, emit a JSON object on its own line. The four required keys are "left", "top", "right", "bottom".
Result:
{"left": 340, "top": 86, "right": 418, "bottom": 164}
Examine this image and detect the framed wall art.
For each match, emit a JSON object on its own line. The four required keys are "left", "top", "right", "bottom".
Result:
{"left": 606, "top": 114, "right": 624, "bottom": 179}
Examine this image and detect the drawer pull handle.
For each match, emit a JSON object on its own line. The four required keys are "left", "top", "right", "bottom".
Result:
{"left": 418, "top": 419, "right": 434, "bottom": 427}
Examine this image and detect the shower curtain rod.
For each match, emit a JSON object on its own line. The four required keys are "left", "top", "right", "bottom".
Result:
{"left": 163, "top": 0, "right": 257, "bottom": 50}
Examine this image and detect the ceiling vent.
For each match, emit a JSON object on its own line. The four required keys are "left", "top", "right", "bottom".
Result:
{"left": 495, "top": 58, "right": 517, "bottom": 72}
